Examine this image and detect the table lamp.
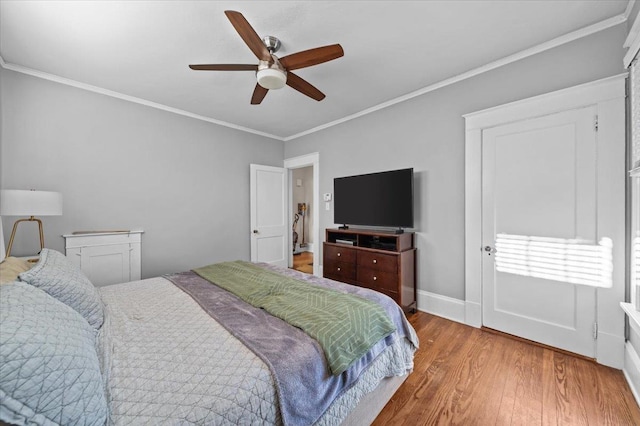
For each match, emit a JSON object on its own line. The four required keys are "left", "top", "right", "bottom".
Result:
{"left": 0, "top": 189, "right": 63, "bottom": 257}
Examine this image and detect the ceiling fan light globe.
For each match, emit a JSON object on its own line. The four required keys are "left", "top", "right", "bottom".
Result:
{"left": 256, "top": 68, "right": 287, "bottom": 90}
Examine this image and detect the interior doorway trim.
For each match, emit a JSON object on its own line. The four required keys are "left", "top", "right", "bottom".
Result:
{"left": 463, "top": 73, "right": 626, "bottom": 367}
{"left": 284, "top": 152, "right": 320, "bottom": 276}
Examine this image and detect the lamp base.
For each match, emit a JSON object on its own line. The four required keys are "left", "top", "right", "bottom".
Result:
{"left": 6, "top": 216, "right": 44, "bottom": 258}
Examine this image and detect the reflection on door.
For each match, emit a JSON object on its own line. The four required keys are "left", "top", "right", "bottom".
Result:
{"left": 494, "top": 233, "right": 613, "bottom": 288}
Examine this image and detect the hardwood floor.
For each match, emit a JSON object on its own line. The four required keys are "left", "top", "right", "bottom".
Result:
{"left": 374, "top": 312, "right": 640, "bottom": 425}
{"left": 292, "top": 251, "right": 313, "bottom": 274}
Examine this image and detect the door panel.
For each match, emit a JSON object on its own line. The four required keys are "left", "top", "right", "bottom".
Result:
{"left": 80, "top": 243, "right": 130, "bottom": 286}
{"left": 494, "top": 273, "right": 576, "bottom": 328}
{"left": 250, "top": 164, "right": 287, "bottom": 267}
{"left": 482, "top": 106, "right": 597, "bottom": 357}
{"left": 255, "top": 235, "right": 285, "bottom": 263}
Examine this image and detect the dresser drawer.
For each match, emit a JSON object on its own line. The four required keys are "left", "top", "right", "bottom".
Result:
{"left": 357, "top": 267, "right": 398, "bottom": 290}
{"left": 324, "top": 261, "right": 356, "bottom": 282}
{"left": 324, "top": 244, "right": 357, "bottom": 263}
{"left": 357, "top": 251, "right": 397, "bottom": 273}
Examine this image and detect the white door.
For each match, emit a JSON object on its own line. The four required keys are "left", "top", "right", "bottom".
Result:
{"left": 250, "top": 164, "right": 287, "bottom": 267}
{"left": 482, "top": 106, "right": 598, "bottom": 357}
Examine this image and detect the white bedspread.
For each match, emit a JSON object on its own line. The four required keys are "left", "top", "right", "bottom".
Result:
{"left": 98, "top": 277, "right": 414, "bottom": 425}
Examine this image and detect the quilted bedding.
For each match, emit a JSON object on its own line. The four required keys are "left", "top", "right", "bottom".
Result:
{"left": 192, "top": 261, "right": 396, "bottom": 376}
{"left": 99, "top": 272, "right": 416, "bottom": 425}
{"left": 1, "top": 250, "right": 417, "bottom": 426}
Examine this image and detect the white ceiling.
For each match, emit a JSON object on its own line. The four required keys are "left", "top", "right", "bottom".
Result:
{"left": 0, "top": 1, "right": 631, "bottom": 140}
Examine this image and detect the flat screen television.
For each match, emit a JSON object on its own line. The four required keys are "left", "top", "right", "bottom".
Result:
{"left": 334, "top": 168, "right": 414, "bottom": 230}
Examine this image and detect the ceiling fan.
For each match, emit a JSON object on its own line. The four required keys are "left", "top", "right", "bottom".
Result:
{"left": 189, "top": 10, "right": 344, "bottom": 105}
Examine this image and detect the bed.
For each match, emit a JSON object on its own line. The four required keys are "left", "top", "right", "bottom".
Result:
{"left": 0, "top": 249, "right": 418, "bottom": 426}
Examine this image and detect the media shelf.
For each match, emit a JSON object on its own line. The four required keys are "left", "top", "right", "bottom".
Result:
{"left": 324, "top": 228, "right": 417, "bottom": 313}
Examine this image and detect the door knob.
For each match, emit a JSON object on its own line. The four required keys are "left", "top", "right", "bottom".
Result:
{"left": 253, "top": 230, "right": 259, "bottom": 234}
{"left": 484, "top": 245, "right": 497, "bottom": 254}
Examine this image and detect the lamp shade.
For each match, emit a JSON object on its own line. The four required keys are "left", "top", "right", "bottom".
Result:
{"left": 0, "top": 190, "right": 63, "bottom": 216}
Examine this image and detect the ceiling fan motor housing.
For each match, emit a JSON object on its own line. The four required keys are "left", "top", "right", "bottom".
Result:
{"left": 262, "top": 35, "right": 281, "bottom": 53}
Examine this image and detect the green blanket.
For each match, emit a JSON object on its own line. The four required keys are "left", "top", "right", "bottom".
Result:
{"left": 193, "top": 261, "right": 396, "bottom": 375}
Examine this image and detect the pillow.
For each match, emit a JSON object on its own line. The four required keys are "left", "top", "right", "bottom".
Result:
{"left": 0, "top": 257, "right": 32, "bottom": 285}
{"left": 19, "top": 248, "right": 104, "bottom": 330}
{"left": 0, "top": 282, "right": 108, "bottom": 426}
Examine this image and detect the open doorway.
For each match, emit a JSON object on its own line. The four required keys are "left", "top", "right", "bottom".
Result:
{"left": 291, "top": 166, "right": 314, "bottom": 274}
{"left": 284, "top": 153, "right": 320, "bottom": 276}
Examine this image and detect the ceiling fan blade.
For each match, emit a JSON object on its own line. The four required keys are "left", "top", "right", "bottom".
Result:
{"left": 189, "top": 64, "right": 258, "bottom": 71}
{"left": 224, "top": 10, "right": 272, "bottom": 62}
{"left": 286, "top": 72, "right": 325, "bottom": 101}
{"left": 279, "top": 44, "right": 344, "bottom": 71}
{"left": 251, "top": 84, "right": 269, "bottom": 104}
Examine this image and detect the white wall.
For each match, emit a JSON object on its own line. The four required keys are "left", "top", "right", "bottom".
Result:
{"left": 627, "top": 325, "right": 640, "bottom": 405}
{"left": 625, "top": 3, "right": 640, "bottom": 384}
{"left": 284, "top": 25, "right": 627, "bottom": 301}
{"left": 0, "top": 68, "right": 284, "bottom": 278}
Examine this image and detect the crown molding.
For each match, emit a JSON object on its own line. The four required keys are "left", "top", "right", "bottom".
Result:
{"left": 0, "top": 56, "right": 285, "bottom": 141}
{"left": 0, "top": 12, "right": 628, "bottom": 142}
{"left": 625, "top": 0, "right": 637, "bottom": 21}
{"left": 284, "top": 13, "right": 627, "bottom": 141}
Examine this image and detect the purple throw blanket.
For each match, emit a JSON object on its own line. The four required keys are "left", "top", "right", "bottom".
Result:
{"left": 164, "top": 263, "right": 418, "bottom": 426}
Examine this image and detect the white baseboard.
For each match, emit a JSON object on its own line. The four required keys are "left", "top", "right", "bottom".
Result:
{"left": 464, "top": 301, "right": 482, "bottom": 328}
{"left": 317, "top": 274, "right": 469, "bottom": 325}
{"left": 294, "top": 243, "right": 314, "bottom": 254}
{"left": 416, "top": 294, "right": 626, "bottom": 369}
{"left": 624, "top": 341, "right": 640, "bottom": 408}
{"left": 417, "top": 290, "right": 465, "bottom": 324}
{"left": 299, "top": 242, "right": 314, "bottom": 253}
{"left": 597, "top": 331, "right": 624, "bottom": 369}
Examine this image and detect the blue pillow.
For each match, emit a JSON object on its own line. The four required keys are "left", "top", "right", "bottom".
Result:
{"left": 0, "top": 282, "right": 108, "bottom": 425}
{"left": 19, "top": 248, "right": 104, "bottom": 330}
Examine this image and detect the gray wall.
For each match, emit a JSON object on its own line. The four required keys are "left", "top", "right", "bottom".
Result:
{"left": 284, "top": 25, "right": 627, "bottom": 301}
{"left": 0, "top": 24, "right": 628, "bottom": 299}
{"left": 629, "top": 2, "right": 640, "bottom": 33}
{"left": 1, "top": 68, "right": 283, "bottom": 278}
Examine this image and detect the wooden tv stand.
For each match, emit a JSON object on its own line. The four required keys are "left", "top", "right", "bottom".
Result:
{"left": 323, "top": 228, "right": 416, "bottom": 313}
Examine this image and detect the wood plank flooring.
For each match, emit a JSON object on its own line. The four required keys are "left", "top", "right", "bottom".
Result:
{"left": 374, "top": 312, "right": 640, "bottom": 425}
{"left": 292, "top": 251, "right": 313, "bottom": 274}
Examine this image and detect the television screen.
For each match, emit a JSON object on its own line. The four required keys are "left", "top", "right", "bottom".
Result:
{"left": 334, "top": 168, "right": 414, "bottom": 228}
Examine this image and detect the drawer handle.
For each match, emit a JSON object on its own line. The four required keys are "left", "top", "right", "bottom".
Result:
{"left": 337, "top": 267, "right": 341, "bottom": 271}
{"left": 373, "top": 276, "right": 377, "bottom": 281}
{"left": 373, "top": 259, "right": 377, "bottom": 264}
{"left": 337, "top": 253, "right": 341, "bottom": 257}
